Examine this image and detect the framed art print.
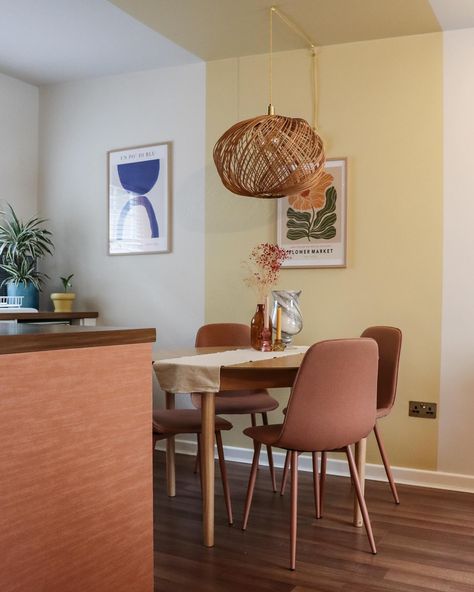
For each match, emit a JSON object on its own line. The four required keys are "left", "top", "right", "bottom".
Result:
{"left": 108, "top": 142, "right": 170, "bottom": 255}
{"left": 277, "top": 158, "right": 347, "bottom": 268}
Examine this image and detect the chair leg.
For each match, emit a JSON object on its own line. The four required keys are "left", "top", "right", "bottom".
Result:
{"left": 194, "top": 434, "right": 200, "bottom": 474}
{"left": 250, "top": 413, "right": 259, "bottom": 471}
{"left": 345, "top": 445, "right": 377, "bottom": 554}
{"left": 374, "top": 423, "right": 400, "bottom": 504}
{"left": 280, "top": 450, "right": 290, "bottom": 496}
{"left": 262, "top": 412, "right": 277, "bottom": 492}
{"left": 312, "top": 452, "right": 321, "bottom": 519}
{"left": 320, "top": 451, "right": 327, "bottom": 516}
{"left": 242, "top": 442, "right": 262, "bottom": 531}
{"left": 290, "top": 450, "right": 299, "bottom": 571}
{"left": 215, "top": 431, "right": 233, "bottom": 526}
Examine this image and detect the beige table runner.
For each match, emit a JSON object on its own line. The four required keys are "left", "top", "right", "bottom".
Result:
{"left": 153, "top": 346, "right": 308, "bottom": 393}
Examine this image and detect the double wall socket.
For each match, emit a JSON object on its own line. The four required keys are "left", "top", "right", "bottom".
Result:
{"left": 409, "top": 401, "right": 437, "bottom": 419}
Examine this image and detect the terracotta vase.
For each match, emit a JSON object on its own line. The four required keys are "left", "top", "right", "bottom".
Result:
{"left": 250, "top": 303, "right": 273, "bottom": 350}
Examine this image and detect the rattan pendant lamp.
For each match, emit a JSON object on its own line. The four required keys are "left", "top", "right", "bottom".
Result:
{"left": 213, "top": 6, "right": 325, "bottom": 199}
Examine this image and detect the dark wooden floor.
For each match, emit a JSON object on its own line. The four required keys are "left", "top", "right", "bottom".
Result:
{"left": 153, "top": 451, "right": 474, "bottom": 592}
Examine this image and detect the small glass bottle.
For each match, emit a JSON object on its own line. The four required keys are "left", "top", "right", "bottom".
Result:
{"left": 251, "top": 304, "right": 265, "bottom": 350}
{"left": 251, "top": 303, "right": 273, "bottom": 350}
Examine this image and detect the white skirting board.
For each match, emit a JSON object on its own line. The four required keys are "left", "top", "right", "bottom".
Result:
{"left": 155, "top": 438, "right": 474, "bottom": 494}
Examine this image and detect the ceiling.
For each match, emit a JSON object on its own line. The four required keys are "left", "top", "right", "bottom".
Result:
{"left": 0, "top": 0, "right": 199, "bottom": 86}
{"left": 2, "top": 1, "right": 474, "bottom": 86}
{"left": 110, "top": 0, "right": 445, "bottom": 60}
{"left": 429, "top": 0, "right": 474, "bottom": 30}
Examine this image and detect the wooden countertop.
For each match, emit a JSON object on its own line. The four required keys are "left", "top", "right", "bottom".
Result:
{"left": 0, "top": 324, "right": 156, "bottom": 355}
{"left": 0, "top": 311, "right": 98, "bottom": 321}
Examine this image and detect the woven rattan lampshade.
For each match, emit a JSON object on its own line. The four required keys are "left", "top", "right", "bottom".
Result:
{"left": 213, "top": 114, "right": 325, "bottom": 198}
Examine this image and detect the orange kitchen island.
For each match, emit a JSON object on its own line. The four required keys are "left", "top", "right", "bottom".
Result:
{"left": 0, "top": 323, "right": 156, "bottom": 592}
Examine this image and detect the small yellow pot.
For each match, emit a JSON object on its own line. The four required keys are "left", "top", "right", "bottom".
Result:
{"left": 50, "top": 292, "right": 76, "bottom": 313}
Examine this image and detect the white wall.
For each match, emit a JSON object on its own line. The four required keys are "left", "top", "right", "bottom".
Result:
{"left": 439, "top": 28, "right": 474, "bottom": 475}
{"left": 38, "top": 63, "right": 206, "bottom": 351}
{"left": 0, "top": 72, "right": 38, "bottom": 217}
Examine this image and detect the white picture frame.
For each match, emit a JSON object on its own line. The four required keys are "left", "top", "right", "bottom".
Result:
{"left": 108, "top": 142, "right": 171, "bottom": 255}
{"left": 277, "top": 158, "right": 347, "bottom": 268}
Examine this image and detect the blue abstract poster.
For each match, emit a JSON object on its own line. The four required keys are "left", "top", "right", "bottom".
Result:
{"left": 108, "top": 143, "right": 170, "bottom": 254}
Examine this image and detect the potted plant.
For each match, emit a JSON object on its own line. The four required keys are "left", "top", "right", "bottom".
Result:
{"left": 0, "top": 204, "right": 54, "bottom": 309}
{"left": 51, "top": 274, "right": 75, "bottom": 312}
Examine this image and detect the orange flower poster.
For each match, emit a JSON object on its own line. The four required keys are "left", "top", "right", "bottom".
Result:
{"left": 277, "top": 158, "right": 346, "bottom": 268}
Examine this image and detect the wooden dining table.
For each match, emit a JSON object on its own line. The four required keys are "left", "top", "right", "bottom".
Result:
{"left": 153, "top": 347, "right": 367, "bottom": 547}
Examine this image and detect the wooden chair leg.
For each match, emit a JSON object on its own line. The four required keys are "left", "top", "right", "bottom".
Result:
{"left": 320, "top": 451, "right": 327, "bottom": 516}
{"left": 216, "top": 431, "right": 233, "bottom": 525}
{"left": 345, "top": 445, "right": 377, "bottom": 554}
{"left": 290, "top": 450, "right": 299, "bottom": 571}
{"left": 312, "top": 452, "right": 321, "bottom": 519}
{"left": 374, "top": 423, "right": 400, "bottom": 504}
{"left": 280, "top": 450, "right": 290, "bottom": 496}
{"left": 242, "top": 442, "right": 262, "bottom": 531}
{"left": 250, "top": 413, "right": 259, "bottom": 471}
{"left": 262, "top": 412, "right": 277, "bottom": 492}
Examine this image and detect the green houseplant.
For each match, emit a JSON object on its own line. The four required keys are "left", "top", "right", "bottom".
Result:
{"left": 0, "top": 204, "right": 54, "bottom": 309}
{"left": 50, "top": 274, "right": 76, "bottom": 313}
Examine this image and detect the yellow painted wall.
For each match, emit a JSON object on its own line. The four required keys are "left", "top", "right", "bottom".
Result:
{"left": 205, "top": 33, "right": 443, "bottom": 470}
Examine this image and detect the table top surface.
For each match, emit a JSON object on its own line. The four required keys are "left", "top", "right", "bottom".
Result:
{"left": 154, "top": 346, "right": 305, "bottom": 369}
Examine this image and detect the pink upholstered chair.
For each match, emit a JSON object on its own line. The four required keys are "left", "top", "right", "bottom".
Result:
{"left": 153, "top": 409, "right": 233, "bottom": 525}
{"left": 191, "top": 323, "right": 279, "bottom": 491}
{"left": 280, "top": 326, "right": 402, "bottom": 508}
{"left": 242, "top": 338, "right": 379, "bottom": 570}
{"left": 318, "top": 326, "right": 402, "bottom": 511}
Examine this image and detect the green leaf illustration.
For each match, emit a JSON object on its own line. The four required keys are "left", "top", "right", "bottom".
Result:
{"left": 287, "top": 209, "right": 311, "bottom": 222}
{"left": 310, "top": 227, "right": 336, "bottom": 240}
{"left": 287, "top": 229, "right": 309, "bottom": 240}
{"left": 315, "top": 212, "right": 337, "bottom": 232}
{"left": 287, "top": 219, "right": 311, "bottom": 229}
{"left": 286, "top": 208, "right": 311, "bottom": 240}
{"left": 309, "top": 187, "right": 337, "bottom": 239}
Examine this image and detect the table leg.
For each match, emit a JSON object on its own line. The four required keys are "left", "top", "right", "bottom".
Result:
{"left": 201, "top": 392, "right": 215, "bottom": 547}
{"left": 165, "top": 391, "right": 176, "bottom": 497}
{"left": 353, "top": 437, "right": 367, "bottom": 527}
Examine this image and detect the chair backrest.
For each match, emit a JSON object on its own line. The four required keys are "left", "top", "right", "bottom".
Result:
{"left": 276, "top": 338, "right": 378, "bottom": 452}
{"left": 195, "top": 323, "right": 250, "bottom": 347}
{"left": 361, "top": 326, "right": 402, "bottom": 412}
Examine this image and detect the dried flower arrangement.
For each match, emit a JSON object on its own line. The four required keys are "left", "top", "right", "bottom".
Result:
{"left": 243, "top": 242, "right": 290, "bottom": 302}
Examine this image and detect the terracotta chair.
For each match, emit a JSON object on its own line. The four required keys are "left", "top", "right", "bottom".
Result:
{"left": 191, "top": 323, "right": 279, "bottom": 491}
{"left": 153, "top": 408, "right": 234, "bottom": 525}
{"left": 242, "top": 338, "right": 379, "bottom": 570}
{"left": 317, "top": 326, "right": 403, "bottom": 512}
{"left": 280, "top": 326, "right": 403, "bottom": 507}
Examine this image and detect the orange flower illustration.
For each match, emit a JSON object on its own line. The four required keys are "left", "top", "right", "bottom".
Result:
{"left": 288, "top": 171, "right": 334, "bottom": 211}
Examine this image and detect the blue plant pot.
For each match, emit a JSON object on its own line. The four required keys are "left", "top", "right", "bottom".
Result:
{"left": 7, "top": 281, "right": 39, "bottom": 309}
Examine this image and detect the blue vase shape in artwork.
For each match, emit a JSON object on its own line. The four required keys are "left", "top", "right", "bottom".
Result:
{"left": 116, "top": 159, "right": 160, "bottom": 240}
